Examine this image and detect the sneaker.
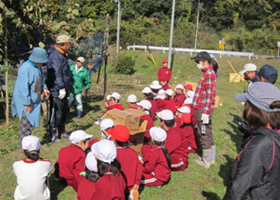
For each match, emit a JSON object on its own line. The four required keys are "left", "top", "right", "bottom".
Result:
{"left": 61, "top": 133, "right": 70, "bottom": 139}
{"left": 194, "top": 159, "right": 211, "bottom": 169}
{"left": 51, "top": 136, "right": 61, "bottom": 143}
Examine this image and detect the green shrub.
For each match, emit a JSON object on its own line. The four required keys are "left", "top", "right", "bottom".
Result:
{"left": 114, "top": 55, "right": 136, "bottom": 75}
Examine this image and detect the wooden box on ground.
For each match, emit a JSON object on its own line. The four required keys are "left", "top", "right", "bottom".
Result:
{"left": 214, "top": 96, "right": 223, "bottom": 108}
{"left": 103, "top": 108, "right": 142, "bottom": 130}
{"left": 229, "top": 73, "right": 241, "bottom": 82}
{"left": 103, "top": 109, "right": 148, "bottom": 153}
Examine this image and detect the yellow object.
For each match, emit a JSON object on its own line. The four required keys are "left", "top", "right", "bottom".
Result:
{"left": 229, "top": 73, "right": 241, "bottom": 82}
{"left": 150, "top": 53, "right": 157, "bottom": 67}
{"left": 271, "top": 49, "right": 274, "bottom": 56}
{"left": 227, "top": 60, "right": 237, "bottom": 73}
{"left": 240, "top": 74, "right": 246, "bottom": 82}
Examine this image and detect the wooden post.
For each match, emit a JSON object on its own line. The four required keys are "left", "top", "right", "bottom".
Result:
{"left": 103, "top": 14, "right": 110, "bottom": 97}
{"left": 4, "top": 17, "right": 9, "bottom": 126}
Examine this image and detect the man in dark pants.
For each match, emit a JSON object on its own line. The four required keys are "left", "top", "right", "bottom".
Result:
{"left": 47, "top": 35, "right": 72, "bottom": 142}
{"left": 191, "top": 52, "right": 217, "bottom": 169}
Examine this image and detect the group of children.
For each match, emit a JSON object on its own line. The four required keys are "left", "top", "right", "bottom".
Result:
{"left": 13, "top": 60, "right": 200, "bottom": 199}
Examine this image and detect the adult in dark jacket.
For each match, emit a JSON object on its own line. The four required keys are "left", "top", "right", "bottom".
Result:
{"left": 47, "top": 34, "right": 72, "bottom": 142}
{"left": 224, "top": 82, "right": 280, "bottom": 199}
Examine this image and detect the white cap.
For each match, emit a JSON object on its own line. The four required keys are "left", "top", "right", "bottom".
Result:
{"left": 127, "top": 94, "right": 137, "bottom": 102}
{"left": 22, "top": 135, "right": 41, "bottom": 151}
{"left": 177, "top": 106, "right": 191, "bottom": 113}
{"left": 142, "top": 87, "right": 152, "bottom": 94}
{"left": 184, "top": 98, "right": 193, "bottom": 104}
{"left": 69, "top": 130, "right": 93, "bottom": 144}
{"left": 110, "top": 92, "right": 121, "bottom": 100}
{"left": 77, "top": 56, "right": 85, "bottom": 63}
{"left": 137, "top": 100, "right": 152, "bottom": 110}
{"left": 175, "top": 84, "right": 184, "bottom": 90}
{"left": 100, "top": 118, "right": 114, "bottom": 131}
{"left": 157, "top": 109, "right": 174, "bottom": 120}
{"left": 91, "top": 140, "right": 116, "bottom": 164}
{"left": 186, "top": 90, "right": 194, "bottom": 99}
{"left": 150, "top": 80, "right": 162, "bottom": 89}
{"left": 156, "top": 89, "right": 166, "bottom": 100}
{"left": 166, "top": 89, "right": 174, "bottom": 96}
{"left": 239, "top": 63, "right": 257, "bottom": 74}
{"left": 85, "top": 152, "right": 98, "bottom": 172}
{"left": 150, "top": 127, "right": 167, "bottom": 142}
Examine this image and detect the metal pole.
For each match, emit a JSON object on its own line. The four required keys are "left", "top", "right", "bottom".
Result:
{"left": 168, "top": 0, "right": 175, "bottom": 69}
{"left": 194, "top": 0, "right": 201, "bottom": 54}
{"left": 116, "top": 0, "right": 121, "bottom": 56}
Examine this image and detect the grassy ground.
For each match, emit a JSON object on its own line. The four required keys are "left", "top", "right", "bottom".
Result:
{"left": 0, "top": 50, "right": 280, "bottom": 200}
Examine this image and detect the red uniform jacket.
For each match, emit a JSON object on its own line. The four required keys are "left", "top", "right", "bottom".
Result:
{"left": 179, "top": 124, "right": 197, "bottom": 153}
{"left": 181, "top": 103, "right": 197, "bottom": 126}
{"left": 55, "top": 143, "right": 85, "bottom": 180}
{"left": 146, "top": 98, "right": 157, "bottom": 118}
{"left": 142, "top": 147, "right": 171, "bottom": 183}
{"left": 166, "top": 125, "right": 189, "bottom": 164}
{"left": 157, "top": 67, "right": 171, "bottom": 90}
{"left": 156, "top": 98, "right": 177, "bottom": 115}
{"left": 173, "top": 93, "right": 186, "bottom": 108}
{"left": 116, "top": 147, "right": 142, "bottom": 192}
{"left": 128, "top": 105, "right": 139, "bottom": 109}
{"left": 105, "top": 100, "right": 124, "bottom": 110}
{"left": 77, "top": 176, "right": 96, "bottom": 200}
{"left": 91, "top": 173, "right": 126, "bottom": 200}
{"left": 190, "top": 105, "right": 197, "bottom": 126}
{"left": 140, "top": 114, "right": 154, "bottom": 140}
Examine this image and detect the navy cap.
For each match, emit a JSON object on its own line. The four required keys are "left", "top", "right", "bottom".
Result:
{"left": 235, "top": 82, "right": 280, "bottom": 113}
{"left": 258, "top": 65, "right": 278, "bottom": 83}
{"left": 191, "top": 51, "right": 211, "bottom": 62}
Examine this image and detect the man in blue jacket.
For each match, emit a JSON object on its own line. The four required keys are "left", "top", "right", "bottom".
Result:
{"left": 47, "top": 34, "right": 72, "bottom": 142}
{"left": 11, "top": 47, "right": 49, "bottom": 150}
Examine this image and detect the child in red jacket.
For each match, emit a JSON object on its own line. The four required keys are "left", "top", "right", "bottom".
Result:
{"left": 55, "top": 130, "right": 92, "bottom": 192}
{"left": 127, "top": 94, "right": 139, "bottom": 109}
{"left": 99, "top": 118, "right": 115, "bottom": 140}
{"left": 77, "top": 152, "right": 99, "bottom": 200}
{"left": 108, "top": 125, "right": 142, "bottom": 199}
{"left": 90, "top": 140, "right": 126, "bottom": 200}
{"left": 140, "top": 127, "right": 171, "bottom": 186}
{"left": 142, "top": 87, "right": 157, "bottom": 119}
{"left": 137, "top": 100, "right": 154, "bottom": 140}
{"left": 173, "top": 84, "right": 186, "bottom": 107}
{"left": 177, "top": 106, "right": 198, "bottom": 153}
{"left": 156, "top": 89, "right": 177, "bottom": 115}
{"left": 95, "top": 92, "right": 124, "bottom": 125}
{"left": 157, "top": 109, "right": 189, "bottom": 171}
{"left": 157, "top": 59, "right": 172, "bottom": 90}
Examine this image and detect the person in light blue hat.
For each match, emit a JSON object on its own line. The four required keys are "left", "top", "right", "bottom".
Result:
{"left": 11, "top": 47, "right": 50, "bottom": 151}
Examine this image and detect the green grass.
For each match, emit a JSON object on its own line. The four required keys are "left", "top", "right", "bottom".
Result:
{"left": 1, "top": 50, "right": 280, "bottom": 200}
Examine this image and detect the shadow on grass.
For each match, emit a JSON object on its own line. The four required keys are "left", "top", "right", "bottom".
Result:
{"left": 223, "top": 113, "right": 243, "bottom": 153}
{"left": 138, "top": 177, "right": 172, "bottom": 196}
{"left": 202, "top": 191, "right": 221, "bottom": 200}
{"left": 219, "top": 155, "right": 234, "bottom": 187}
{"left": 49, "top": 173, "right": 67, "bottom": 200}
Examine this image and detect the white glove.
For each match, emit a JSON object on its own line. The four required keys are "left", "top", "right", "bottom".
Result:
{"left": 107, "top": 95, "right": 111, "bottom": 100}
{"left": 58, "top": 88, "right": 66, "bottom": 99}
{"left": 201, "top": 113, "right": 209, "bottom": 124}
